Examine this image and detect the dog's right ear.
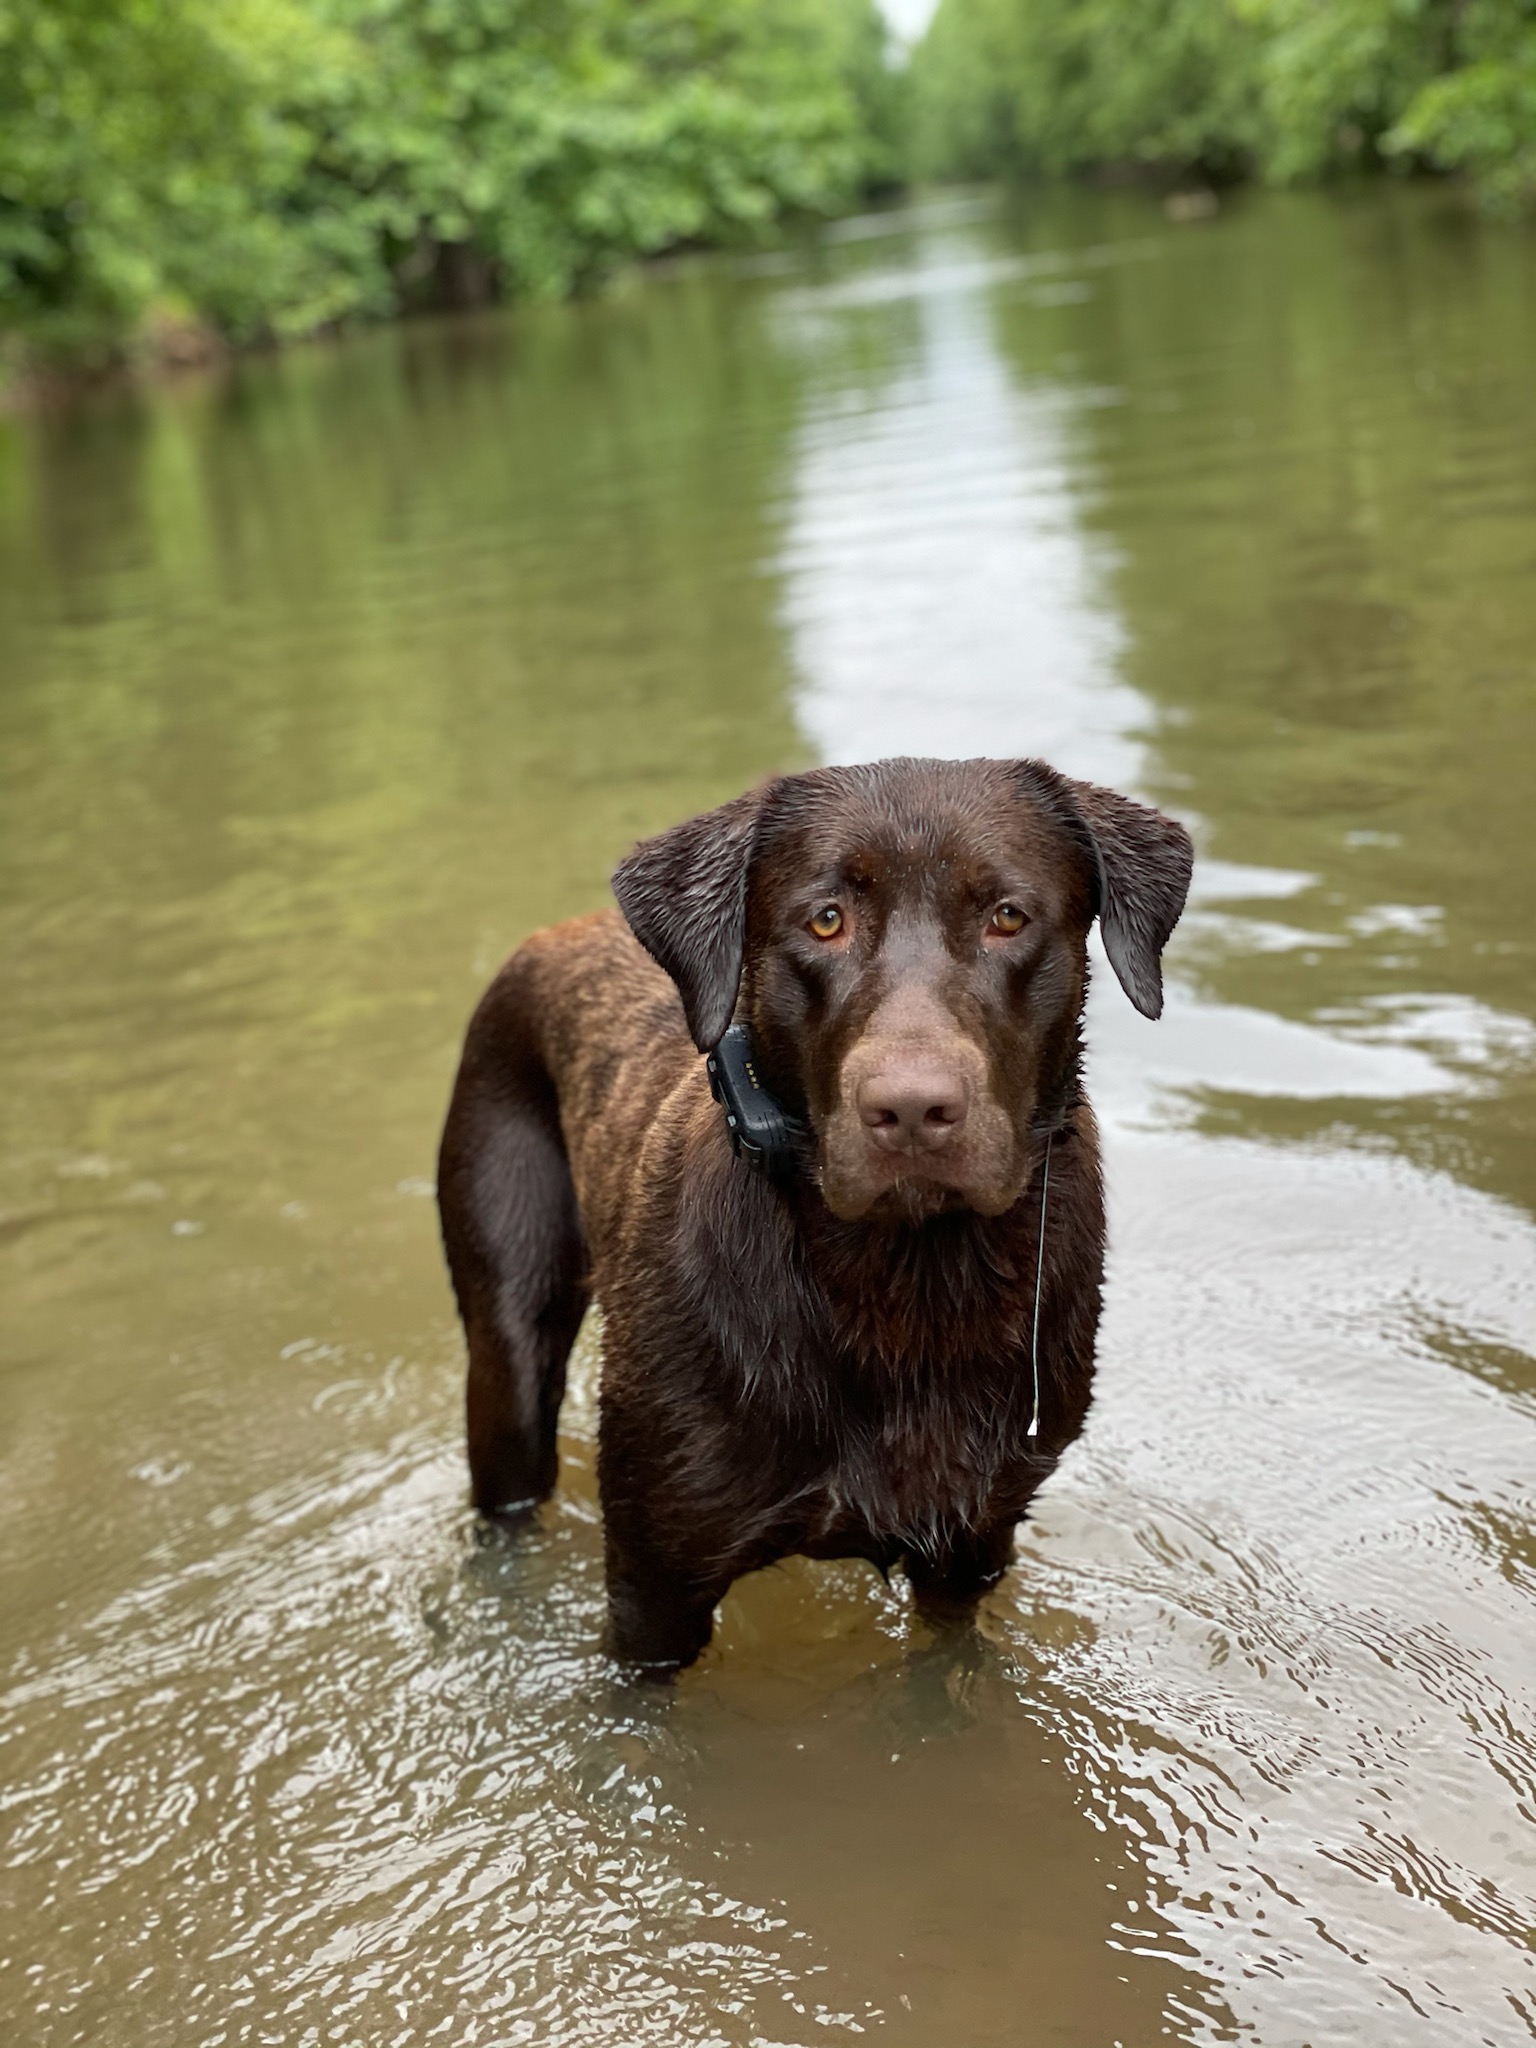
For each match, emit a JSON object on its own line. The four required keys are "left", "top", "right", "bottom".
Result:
{"left": 613, "top": 786, "right": 771, "bottom": 1052}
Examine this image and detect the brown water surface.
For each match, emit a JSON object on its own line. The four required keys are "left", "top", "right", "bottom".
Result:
{"left": 2, "top": 185, "right": 1534, "bottom": 2047}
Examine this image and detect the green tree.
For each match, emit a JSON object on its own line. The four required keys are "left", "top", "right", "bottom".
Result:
{"left": 0, "top": 0, "right": 895, "bottom": 368}
{"left": 0, "top": 0, "right": 352, "bottom": 358}
{"left": 912, "top": 0, "right": 1265, "bottom": 181}
{"left": 1388, "top": 2, "right": 1536, "bottom": 209}
{"left": 910, "top": 0, "right": 1536, "bottom": 208}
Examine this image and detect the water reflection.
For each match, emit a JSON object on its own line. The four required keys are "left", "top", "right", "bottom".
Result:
{"left": 766, "top": 188, "right": 1536, "bottom": 2044}
{"left": 776, "top": 219, "right": 1140, "bottom": 783}
{"left": 2, "top": 187, "right": 1534, "bottom": 2047}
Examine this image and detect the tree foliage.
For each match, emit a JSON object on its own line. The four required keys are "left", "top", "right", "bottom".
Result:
{"left": 910, "top": 0, "right": 1536, "bottom": 209}
{"left": 0, "top": 0, "right": 897, "bottom": 363}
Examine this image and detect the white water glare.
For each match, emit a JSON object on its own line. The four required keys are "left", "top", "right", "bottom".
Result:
{"left": 777, "top": 233, "right": 1143, "bottom": 788}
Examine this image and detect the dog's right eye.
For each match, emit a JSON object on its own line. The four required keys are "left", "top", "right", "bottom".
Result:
{"left": 809, "top": 905, "right": 844, "bottom": 940}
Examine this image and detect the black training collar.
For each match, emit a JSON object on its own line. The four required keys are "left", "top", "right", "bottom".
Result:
{"left": 705, "top": 1025, "right": 801, "bottom": 1173}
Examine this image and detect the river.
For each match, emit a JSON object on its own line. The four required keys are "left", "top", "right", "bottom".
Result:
{"left": 2, "top": 183, "right": 1533, "bottom": 2047}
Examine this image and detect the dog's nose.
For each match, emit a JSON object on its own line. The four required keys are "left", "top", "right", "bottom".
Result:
{"left": 857, "top": 1067, "right": 969, "bottom": 1152}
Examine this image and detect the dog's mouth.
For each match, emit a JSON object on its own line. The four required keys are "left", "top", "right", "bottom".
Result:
{"left": 815, "top": 1131, "right": 1025, "bottom": 1223}
{"left": 857, "top": 1176, "right": 975, "bottom": 1224}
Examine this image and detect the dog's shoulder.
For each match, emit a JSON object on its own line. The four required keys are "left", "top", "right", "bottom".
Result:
{"left": 472, "top": 909, "right": 675, "bottom": 1063}
{"left": 501, "top": 905, "right": 654, "bottom": 1006}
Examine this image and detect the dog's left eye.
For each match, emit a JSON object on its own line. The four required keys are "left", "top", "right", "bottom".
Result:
{"left": 990, "top": 903, "right": 1028, "bottom": 935}
{"left": 809, "top": 905, "right": 844, "bottom": 940}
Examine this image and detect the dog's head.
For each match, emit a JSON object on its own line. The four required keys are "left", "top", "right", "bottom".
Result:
{"left": 615, "top": 758, "right": 1192, "bottom": 1222}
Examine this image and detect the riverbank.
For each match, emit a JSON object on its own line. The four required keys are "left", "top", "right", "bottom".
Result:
{"left": 0, "top": 161, "right": 1509, "bottom": 419}
{"left": 910, "top": 0, "right": 1536, "bottom": 207}
{"left": 0, "top": 0, "right": 898, "bottom": 402}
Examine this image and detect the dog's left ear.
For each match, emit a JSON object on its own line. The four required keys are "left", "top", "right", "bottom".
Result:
{"left": 1016, "top": 760, "right": 1193, "bottom": 1019}
{"left": 613, "top": 785, "right": 772, "bottom": 1051}
{"left": 1067, "top": 778, "right": 1194, "bottom": 1020}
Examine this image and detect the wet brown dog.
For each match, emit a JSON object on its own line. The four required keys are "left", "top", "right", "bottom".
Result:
{"left": 437, "top": 757, "right": 1192, "bottom": 1668}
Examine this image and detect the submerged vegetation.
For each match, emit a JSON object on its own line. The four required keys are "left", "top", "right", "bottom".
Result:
{"left": 910, "top": 0, "right": 1536, "bottom": 207}
{"left": 2, "top": 0, "right": 1533, "bottom": 377}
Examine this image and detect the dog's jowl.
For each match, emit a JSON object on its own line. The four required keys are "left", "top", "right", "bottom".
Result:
{"left": 437, "top": 757, "right": 1193, "bottom": 1668}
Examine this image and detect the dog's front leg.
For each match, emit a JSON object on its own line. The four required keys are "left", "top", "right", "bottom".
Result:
{"left": 602, "top": 1525, "right": 724, "bottom": 1673}
{"left": 904, "top": 1520, "right": 1018, "bottom": 1623}
{"left": 596, "top": 1343, "right": 743, "bottom": 1672}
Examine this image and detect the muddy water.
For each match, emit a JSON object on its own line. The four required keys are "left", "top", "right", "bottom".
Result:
{"left": 2, "top": 186, "right": 1533, "bottom": 2047}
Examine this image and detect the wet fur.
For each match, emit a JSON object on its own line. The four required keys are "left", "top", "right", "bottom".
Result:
{"left": 438, "top": 757, "right": 1192, "bottom": 1668}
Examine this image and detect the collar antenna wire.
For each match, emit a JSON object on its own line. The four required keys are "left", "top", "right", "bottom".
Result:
{"left": 1028, "top": 1132, "right": 1053, "bottom": 1439}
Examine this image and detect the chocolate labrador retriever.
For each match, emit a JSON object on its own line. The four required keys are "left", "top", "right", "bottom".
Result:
{"left": 438, "top": 757, "right": 1192, "bottom": 1668}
